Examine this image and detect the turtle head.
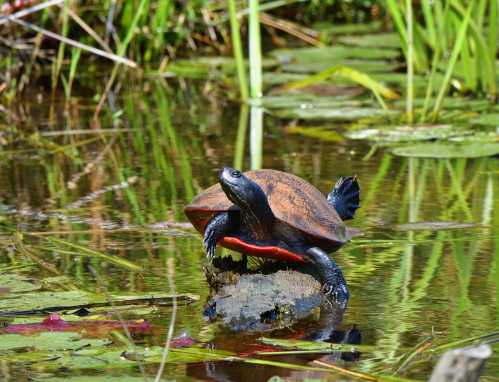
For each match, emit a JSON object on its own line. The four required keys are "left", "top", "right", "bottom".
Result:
{"left": 219, "top": 167, "right": 264, "bottom": 208}
{"left": 219, "top": 167, "right": 274, "bottom": 232}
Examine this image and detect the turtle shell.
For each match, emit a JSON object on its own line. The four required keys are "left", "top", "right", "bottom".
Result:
{"left": 184, "top": 169, "right": 357, "bottom": 252}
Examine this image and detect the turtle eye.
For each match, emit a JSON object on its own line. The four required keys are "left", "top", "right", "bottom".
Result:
{"left": 231, "top": 170, "right": 241, "bottom": 178}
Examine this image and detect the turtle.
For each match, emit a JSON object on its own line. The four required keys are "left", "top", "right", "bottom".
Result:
{"left": 184, "top": 167, "right": 360, "bottom": 301}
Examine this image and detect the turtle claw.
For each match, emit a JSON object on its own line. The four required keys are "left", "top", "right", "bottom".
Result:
{"left": 321, "top": 283, "right": 335, "bottom": 295}
{"left": 321, "top": 281, "right": 349, "bottom": 306}
{"left": 203, "top": 232, "right": 217, "bottom": 260}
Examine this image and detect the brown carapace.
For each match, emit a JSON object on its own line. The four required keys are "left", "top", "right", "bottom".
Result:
{"left": 184, "top": 169, "right": 358, "bottom": 261}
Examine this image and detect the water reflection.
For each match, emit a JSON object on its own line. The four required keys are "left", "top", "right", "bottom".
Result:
{"left": 0, "top": 82, "right": 497, "bottom": 380}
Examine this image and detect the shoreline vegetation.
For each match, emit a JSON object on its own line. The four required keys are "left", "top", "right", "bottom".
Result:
{"left": 1, "top": 1, "right": 497, "bottom": 118}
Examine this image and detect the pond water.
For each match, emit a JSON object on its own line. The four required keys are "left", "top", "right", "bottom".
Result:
{"left": 0, "top": 80, "right": 498, "bottom": 381}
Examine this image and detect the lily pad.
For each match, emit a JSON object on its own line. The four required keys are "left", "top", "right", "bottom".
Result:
{"left": 261, "top": 95, "right": 368, "bottom": 109}
{"left": 313, "top": 21, "right": 383, "bottom": 35}
{"left": 42, "top": 346, "right": 233, "bottom": 370}
{"left": 285, "top": 126, "right": 344, "bottom": 142}
{"left": 259, "top": 337, "right": 375, "bottom": 353}
{"left": 0, "top": 331, "right": 111, "bottom": 352}
{"left": 395, "top": 222, "right": 477, "bottom": 231}
{"left": 0, "top": 273, "right": 41, "bottom": 293}
{"left": 270, "top": 107, "right": 396, "bottom": 121}
{"left": 391, "top": 142, "right": 499, "bottom": 158}
{"left": 471, "top": 113, "right": 499, "bottom": 126}
{"left": 346, "top": 124, "right": 468, "bottom": 143}
{"left": 449, "top": 131, "right": 499, "bottom": 142}
{"left": 0, "top": 291, "right": 198, "bottom": 316}
{"left": 270, "top": 46, "right": 400, "bottom": 65}
{"left": 280, "top": 60, "right": 399, "bottom": 74}
{"left": 44, "top": 377, "right": 171, "bottom": 382}
{"left": 336, "top": 33, "right": 401, "bottom": 48}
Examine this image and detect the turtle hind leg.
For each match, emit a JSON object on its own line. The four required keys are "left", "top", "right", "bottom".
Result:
{"left": 204, "top": 212, "right": 232, "bottom": 259}
{"left": 304, "top": 247, "right": 349, "bottom": 306}
{"left": 327, "top": 176, "right": 360, "bottom": 221}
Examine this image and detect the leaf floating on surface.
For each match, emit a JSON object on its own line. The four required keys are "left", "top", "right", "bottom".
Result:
{"left": 471, "top": 113, "right": 499, "bottom": 126}
{"left": 391, "top": 142, "right": 499, "bottom": 158}
{"left": 0, "top": 274, "right": 42, "bottom": 293}
{"left": 0, "top": 332, "right": 111, "bottom": 352}
{"left": 395, "top": 222, "right": 478, "bottom": 231}
{"left": 271, "top": 107, "right": 395, "bottom": 121}
{"left": 0, "top": 291, "right": 199, "bottom": 316}
{"left": 336, "top": 32, "right": 401, "bottom": 48}
{"left": 285, "top": 126, "right": 344, "bottom": 142}
{"left": 259, "top": 337, "right": 375, "bottom": 353}
{"left": 347, "top": 124, "right": 467, "bottom": 143}
{"left": 285, "top": 66, "right": 400, "bottom": 100}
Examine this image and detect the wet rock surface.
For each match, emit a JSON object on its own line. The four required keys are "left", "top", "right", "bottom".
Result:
{"left": 204, "top": 257, "right": 336, "bottom": 331}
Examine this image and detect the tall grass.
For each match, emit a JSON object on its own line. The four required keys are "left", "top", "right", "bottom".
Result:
{"left": 387, "top": 0, "right": 498, "bottom": 123}
{"left": 248, "top": 0, "right": 263, "bottom": 99}
{"left": 228, "top": 0, "right": 249, "bottom": 100}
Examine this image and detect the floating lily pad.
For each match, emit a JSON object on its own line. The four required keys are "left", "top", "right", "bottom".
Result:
{"left": 0, "top": 291, "right": 198, "bottom": 316}
{"left": 313, "top": 21, "right": 383, "bottom": 35}
{"left": 449, "top": 131, "right": 499, "bottom": 142}
{"left": 44, "top": 346, "right": 233, "bottom": 370}
{"left": 0, "top": 332, "right": 111, "bottom": 352}
{"left": 261, "top": 95, "right": 368, "bottom": 109}
{"left": 347, "top": 124, "right": 469, "bottom": 143}
{"left": 0, "top": 274, "right": 41, "bottom": 293}
{"left": 336, "top": 33, "right": 401, "bottom": 48}
{"left": 395, "top": 222, "right": 477, "bottom": 231}
{"left": 270, "top": 107, "right": 396, "bottom": 121}
{"left": 391, "top": 142, "right": 499, "bottom": 158}
{"left": 270, "top": 46, "right": 400, "bottom": 65}
{"left": 44, "top": 377, "right": 171, "bottom": 382}
{"left": 280, "top": 60, "right": 399, "bottom": 74}
{"left": 259, "top": 337, "right": 375, "bottom": 353}
{"left": 285, "top": 126, "right": 343, "bottom": 142}
{"left": 471, "top": 113, "right": 499, "bottom": 126}
{"left": 160, "top": 57, "right": 278, "bottom": 79}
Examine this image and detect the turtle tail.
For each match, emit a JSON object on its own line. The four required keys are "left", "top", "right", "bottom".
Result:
{"left": 327, "top": 176, "right": 360, "bottom": 221}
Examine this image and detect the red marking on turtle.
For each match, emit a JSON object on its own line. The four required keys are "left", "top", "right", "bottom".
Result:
{"left": 220, "top": 236, "right": 305, "bottom": 263}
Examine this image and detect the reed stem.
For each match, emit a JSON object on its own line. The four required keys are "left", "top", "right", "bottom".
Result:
{"left": 228, "top": 0, "right": 249, "bottom": 100}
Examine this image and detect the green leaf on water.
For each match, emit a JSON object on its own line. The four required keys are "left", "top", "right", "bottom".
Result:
{"left": 391, "top": 142, "right": 499, "bottom": 158}
{"left": 0, "top": 290, "right": 198, "bottom": 316}
{"left": 44, "top": 237, "right": 143, "bottom": 271}
{"left": 261, "top": 95, "right": 368, "bottom": 109}
{"left": 280, "top": 60, "right": 399, "bottom": 75}
{"left": 259, "top": 337, "right": 375, "bottom": 353}
{"left": 346, "top": 124, "right": 469, "bottom": 143}
{"left": 471, "top": 113, "right": 499, "bottom": 126}
{"left": 43, "top": 377, "right": 171, "bottom": 382}
{"left": 336, "top": 32, "right": 401, "bottom": 48}
{"left": 285, "top": 126, "right": 344, "bottom": 142}
{"left": 0, "top": 273, "right": 42, "bottom": 293}
{"left": 0, "top": 332, "right": 111, "bottom": 352}
{"left": 270, "top": 106, "right": 395, "bottom": 121}
{"left": 270, "top": 46, "right": 400, "bottom": 64}
{"left": 285, "top": 66, "right": 399, "bottom": 107}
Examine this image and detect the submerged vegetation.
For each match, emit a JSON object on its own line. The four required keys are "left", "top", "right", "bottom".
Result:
{"left": 0, "top": 0, "right": 498, "bottom": 381}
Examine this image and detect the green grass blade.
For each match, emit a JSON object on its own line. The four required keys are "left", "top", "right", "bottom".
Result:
{"left": 406, "top": 0, "right": 414, "bottom": 124}
{"left": 285, "top": 65, "right": 399, "bottom": 110}
{"left": 228, "top": 0, "right": 249, "bottom": 100}
{"left": 44, "top": 237, "right": 143, "bottom": 272}
{"left": 421, "top": 0, "right": 436, "bottom": 48}
{"left": 431, "top": 3, "right": 473, "bottom": 121}
{"left": 248, "top": 0, "right": 262, "bottom": 99}
{"left": 487, "top": 0, "right": 497, "bottom": 97}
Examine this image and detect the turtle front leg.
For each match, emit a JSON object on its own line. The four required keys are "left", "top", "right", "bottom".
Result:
{"left": 304, "top": 247, "right": 349, "bottom": 304}
{"left": 204, "top": 212, "right": 232, "bottom": 259}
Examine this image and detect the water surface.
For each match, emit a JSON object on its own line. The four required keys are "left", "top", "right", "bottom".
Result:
{"left": 0, "top": 81, "right": 497, "bottom": 381}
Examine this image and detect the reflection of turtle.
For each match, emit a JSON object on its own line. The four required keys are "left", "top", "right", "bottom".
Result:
{"left": 184, "top": 167, "right": 360, "bottom": 300}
